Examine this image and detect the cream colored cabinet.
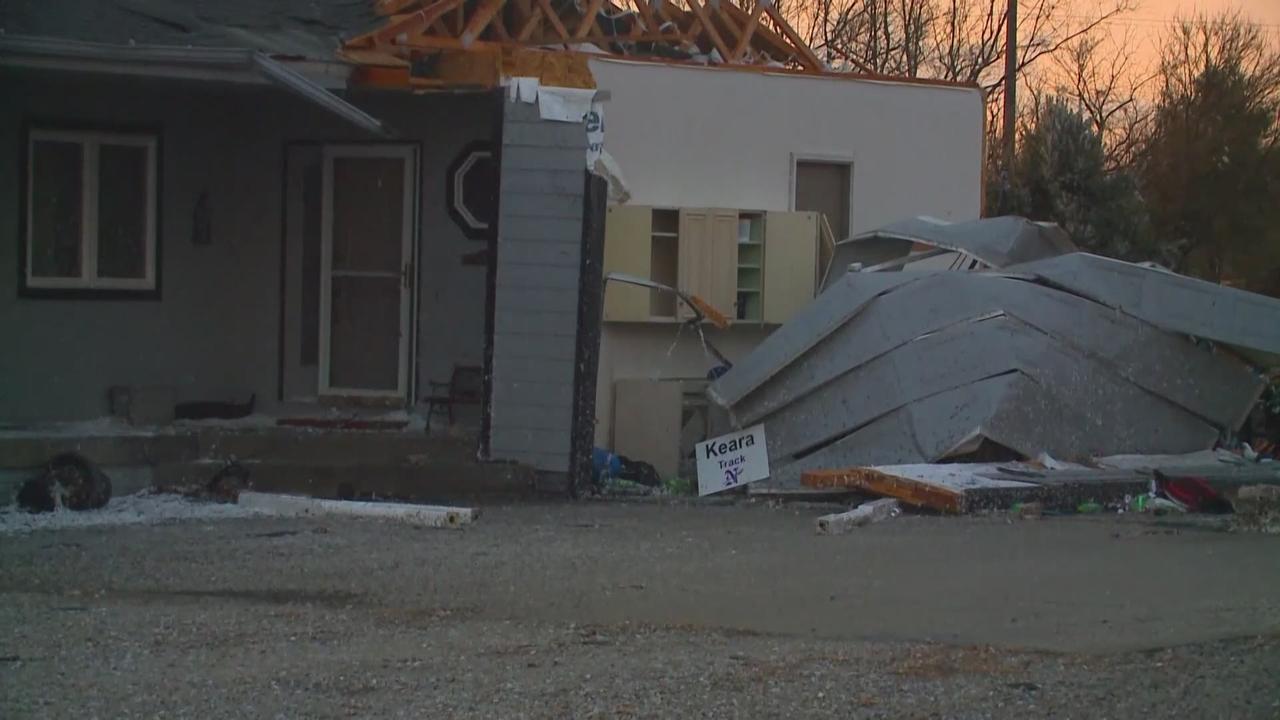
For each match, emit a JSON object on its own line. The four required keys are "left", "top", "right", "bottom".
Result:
{"left": 602, "top": 205, "right": 820, "bottom": 325}
{"left": 602, "top": 205, "right": 652, "bottom": 321}
{"left": 677, "top": 208, "right": 739, "bottom": 320}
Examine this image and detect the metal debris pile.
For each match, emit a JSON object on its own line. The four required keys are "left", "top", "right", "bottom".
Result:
{"left": 708, "top": 216, "right": 1280, "bottom": 519}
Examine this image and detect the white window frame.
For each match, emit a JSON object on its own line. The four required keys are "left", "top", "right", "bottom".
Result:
{"left": 25, "top": 128, "right": 159, "bottom": 292}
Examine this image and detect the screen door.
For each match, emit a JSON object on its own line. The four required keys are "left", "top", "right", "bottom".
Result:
{"left": 318, "top": 145, "right": 416, "bottom": 398}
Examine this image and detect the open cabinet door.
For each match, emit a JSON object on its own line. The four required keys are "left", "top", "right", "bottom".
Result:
{"left": 602, "top": 205, "right": 652, "bottom": 321}
{"left": 763, "top": 210, "right": 818, "bottom": 324}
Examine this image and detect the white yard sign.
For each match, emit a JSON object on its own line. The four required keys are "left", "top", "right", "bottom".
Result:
{"left": 696, "top": 425, "right": 770, "bottom": 496}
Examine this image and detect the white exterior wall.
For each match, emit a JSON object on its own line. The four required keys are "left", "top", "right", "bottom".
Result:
{"left": 588, "top": 57, "right": 985, "bottom": 236}
{"left": 588, "top": 58, "right": 986, "bottom": 450}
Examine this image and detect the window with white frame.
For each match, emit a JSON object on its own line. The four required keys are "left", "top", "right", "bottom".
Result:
{"left": 24, "top": 128, "right": 159, "bottom": 294}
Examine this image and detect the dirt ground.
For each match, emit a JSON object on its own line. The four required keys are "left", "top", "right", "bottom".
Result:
{"left": 2, "top": 500, "right": 1279, "bottom": 718}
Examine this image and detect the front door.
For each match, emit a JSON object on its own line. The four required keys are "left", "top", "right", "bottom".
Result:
{"left": 319, "top": 145, "right": 416, "bottom": 399}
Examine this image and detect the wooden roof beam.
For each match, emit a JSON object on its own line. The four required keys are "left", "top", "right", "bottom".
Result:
{"left": 536, "top": 0, "right": 573, "bottom": 41}
{"left": 366, "top": 0, "right": 465, "bottom": 45}
{"left": 516, "top": 6, "right": 545, "bottom": 41}
{"left": 762, "top": 2, "right": 823, "bottom": 70}
{"left": 375, "top": 0, "right": 426, "bottom": 17}
{"left": 628, "top": 0, "right": 660, "bottom": 34}
{"left": 729, "top": 0, "right": 765, "bottom": 61}
{"left": 573, "top": 0, "right": 607, "bottom": 39}
{"left": 685, "top": 0, "right": 732, "bottom": 60}
{"left": 461, "top": 0, "right": 508, "bottom": 46}
{"left": 719, "top": 1, "right": 793, "bottom": 63}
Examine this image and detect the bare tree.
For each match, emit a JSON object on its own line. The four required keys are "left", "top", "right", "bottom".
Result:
{"left": 787, "top": 0, "right": 1135, "bottom": 86}
{"left": 1051, "top": 29, "right": 1155, "bottom": 171}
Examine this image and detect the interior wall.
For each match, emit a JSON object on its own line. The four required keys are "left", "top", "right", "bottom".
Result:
{"left": 587, "top": 60, "right": 985, "bottom": 451}
{"left": 587, "top": 58, "right": 985, "bottom": 237}
{"left": 593, "top": 323, "right": 773, "bottom": 448}
{"left": 0, "top": 69, "right": 494, "bottom": 423}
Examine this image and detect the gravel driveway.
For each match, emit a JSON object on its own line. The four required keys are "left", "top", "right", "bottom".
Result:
{"left": 2, "top": 500, "right": 1278, "bottom": 718}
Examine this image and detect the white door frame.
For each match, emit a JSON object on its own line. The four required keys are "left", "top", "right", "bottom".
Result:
{"left": 318, "top": 144, "right": 417, "bottom": 398}
{"left": 788, "top": 152, "right": 856, "bottom": 241}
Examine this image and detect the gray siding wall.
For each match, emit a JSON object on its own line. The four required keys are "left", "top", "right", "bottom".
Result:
{"left": 488, "top": 100, "right": 587, "bottom": 472}
{"left": 0, "top": 69, "right": 494, "bottom": 422}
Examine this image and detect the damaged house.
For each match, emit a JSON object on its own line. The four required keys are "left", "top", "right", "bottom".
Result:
{"left": 4, "top": 0, "right": 957, "bottom": 494}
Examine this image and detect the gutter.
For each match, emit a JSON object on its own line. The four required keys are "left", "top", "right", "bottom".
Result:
{"left": 0, "top": 34, "right": 389, "bottom": 137}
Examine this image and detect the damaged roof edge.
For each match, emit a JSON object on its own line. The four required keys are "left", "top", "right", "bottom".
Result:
{"left": 1011, "top": 253, "right": 1280, "bottom": 366}
{"left": 0, "top": 34, "right": 387, "bottom": 137}
{"left": 845, "top": 216, "right": 1078, "bottom": 270}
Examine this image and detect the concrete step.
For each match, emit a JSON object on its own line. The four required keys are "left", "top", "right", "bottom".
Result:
{"left": 194, "top": 428, "right": 475, "bottom": 465}
{"left": 153, "top": 459, "right": 537, "bottom": 504}
{"left": 0, "top": 433, "right": 200, "bottom": 470}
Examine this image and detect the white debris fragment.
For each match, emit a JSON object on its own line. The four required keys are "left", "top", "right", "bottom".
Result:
{"left": 0, "top": 492, "right": 267, "bottom": 535}
{"left": 238, "top": 492, "right": 476, "bottom": 529}
{"left": 816, "top": 498, "right": 901, "bottom": 534}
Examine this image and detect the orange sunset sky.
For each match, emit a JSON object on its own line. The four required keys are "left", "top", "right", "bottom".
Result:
{"left": 1090, "top": 0, "right": 1279, "bottom": 57}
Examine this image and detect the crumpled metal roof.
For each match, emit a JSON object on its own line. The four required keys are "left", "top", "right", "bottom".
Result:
{"left": 709, "top": 252, "right": 1280, "bottom": 492}
{"left": 827, "top": 216, "right": 1076, "bottom": 284}
{"left": 1, "top": 0, "right": 376, "bottom": 59}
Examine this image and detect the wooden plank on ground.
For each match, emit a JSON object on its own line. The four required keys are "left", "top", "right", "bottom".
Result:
{"left": 803, "top": 467, "right": 967, "bottom": 513}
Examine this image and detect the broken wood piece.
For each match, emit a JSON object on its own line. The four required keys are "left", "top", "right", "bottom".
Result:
{"left": 804, "top": 466, "right": 967, "bottom": 513}
{"left": 573, "top": 0, "right": 606, "bottom": 39}
{"left": 816, "top": 498, "right": 900, "bottom": 534}
{"left": 237, "top": 492, "right": 478, "bottom": 529}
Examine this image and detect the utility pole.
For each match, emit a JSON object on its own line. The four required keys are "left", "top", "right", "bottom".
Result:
{"left": 1003, "top": 0, "right": 1017, "bottom": 174}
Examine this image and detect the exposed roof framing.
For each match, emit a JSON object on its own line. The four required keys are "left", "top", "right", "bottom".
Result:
{"left": 343, "top": 0, "right": 825, "bottom": 73}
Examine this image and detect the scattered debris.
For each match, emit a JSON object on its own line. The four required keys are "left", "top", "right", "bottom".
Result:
{"left": 1012, "top": 501, "right": 1043, "bottom": 519}
{"left": 802, "top": 454, "right": 1280, "bottom": 514}
{"left": 1231, "top": 485, "right": 1280, "bottom": 534}
{"left": 1152, "top": 470, "right": 1234, "bottom": 514}
{"left": 204, "top": 461, "right": 251, "bottom": 502}
{"left": 816, "top": 498, "right": 901, "bottom": 534}
{"left": 236, "top": 492, "right": 477, "bottom": 529}
{"left": 16, "top": 453, "right": 112, "bottom": 513}
{"left": 592, "top": 447, "right": 662, "bottom": 489}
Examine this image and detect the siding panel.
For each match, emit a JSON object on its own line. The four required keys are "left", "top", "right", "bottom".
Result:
{"left": 489, "top": 99, "right": 588, "bottom": 472}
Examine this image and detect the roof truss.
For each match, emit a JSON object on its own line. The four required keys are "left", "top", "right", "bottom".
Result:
{"left": 345, "top": 0, "right": 825, "bottom": 78}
